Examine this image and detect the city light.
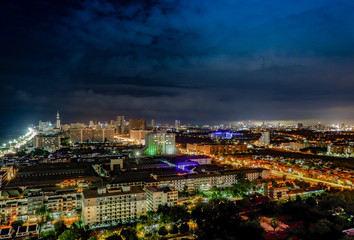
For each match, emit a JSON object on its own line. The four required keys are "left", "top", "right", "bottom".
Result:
{"left": 1, "top": 1, "right": 354, "bottom": 238}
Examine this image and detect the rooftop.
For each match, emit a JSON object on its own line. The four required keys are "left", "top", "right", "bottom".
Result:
{"left": 83, "top": 186, "right": 145, "bottom": 199}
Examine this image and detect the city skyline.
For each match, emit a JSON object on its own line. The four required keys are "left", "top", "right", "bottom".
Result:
{"left": 1, "top": 1, "right": 354, "bottom": 136}
{"left": 4, "top": 111, "right": 354, "bottom": 142}
{"left": 1, "top": 1, "right": 354, "bottom": 239}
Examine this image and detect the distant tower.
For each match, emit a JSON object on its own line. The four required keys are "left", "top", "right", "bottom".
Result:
{"left": 151, "top": 119, "right": 155, "bottom": 129}
{"left": 116, "top": 115, "right": 125, "bottom": 134}
{"left": 56, "top": 111, "right": 61, "bottom": 129}
{"left": 175, "top": 120, "right": 180, "bottom": 131}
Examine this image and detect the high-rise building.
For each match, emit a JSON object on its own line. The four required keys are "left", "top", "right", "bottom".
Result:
{"left": 259, "top": 131, "right": 270, "bottom": 146}
{"left": 38, "top": 121, "right": 53, "bottom": 132}
{"left": 56, "top": 111, "right": 61, "bottom": 129}
{"left": 129, "top": 119, "right": 146, "bottom": 131}
{"left": 70, "top": 122, "right": 86, "bottom": 129}
{"left": 32, "top": 134, "right": 61, "bottom": 152}
{"left": 130, "top": 130, "right": 152, "bottom": 145}
{"left": 70, "top": 129, "right": 114, "bottom": 143}
{"left": 116, "top": 116, "right": 125, "bottom": 134}
{"left": 144, "top": 132, "right": 177, "bottom": 155}
{"left": 151, "top": 119, "right": 155, "bottom": 129}
{"left": 175, "top": 119, "right": 180, "bottom": 131}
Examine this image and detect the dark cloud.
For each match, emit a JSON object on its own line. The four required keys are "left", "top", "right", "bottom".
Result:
{"left": 1, "top": 0, "right": 354, "bottom": 136}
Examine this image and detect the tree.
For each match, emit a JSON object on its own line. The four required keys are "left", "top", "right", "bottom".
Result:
{"left": 11, "top": 220, "right": 24, "bottom": 230}
{"left": 238, "top": 220, "right": 265, "bottom": 240}
{"left": 305, "top": 197, "right": 317, "bottom": 208}
{"left": 120, "top": 227, "right": 138, "bottom": 240}
{"left": 157, "top": 205, "right": 190, "bottom": 223}
{"left": 106, "top": 235, "right": 123, "bottom": 240}
{"left": 36, "top": 205, "right": 51, "bottom": 223}
{"left": 54, "top": 220, "right": 67, "bottom": 236}
{"left": 158, "top": 226, "right": 168, "bottom": 236}
{"left": 31, "top": 148, "right": 49, "bottom": 157}
{"left": 270, "top": 218, "right": 279, "bottom": 232}
{"left": 181, "top": 186, "right": 189, "bottom": 197}
{"left": 58, "top": 230, "right": 81, "bottom": 240}
{"left": 169, "top": 224, "right": 179, "bottom": 235}
{"left": 285, "top": 181, "right": 294, "bottom": 189}
{"left": 71, "top": 220, "right": 87, "bottom": 240}
{"left": 179, "top": 223, "right": 189, "bottom": 234}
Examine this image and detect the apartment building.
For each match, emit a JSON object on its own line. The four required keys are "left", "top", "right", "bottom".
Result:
{"left": 187, "top": 143, "right": 247, "bottom": 155}
{"left": 81, "top": 187, "right": 147, "bottom": 226}
{"left": 145, "top": 186, "right": 178, "bottom": 211}
{"left": 0, "top": 190, "right": 81, "bottom": 223}
{"left": 156, "top": 168, "right": 270, "bottom": 192}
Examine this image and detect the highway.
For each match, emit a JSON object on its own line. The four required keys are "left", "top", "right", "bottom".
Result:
{"left": 271, "top": 169, "right": 352, "bottom": 189}
{"left": 0, "top": 128, "right": 37, "bottom": 157}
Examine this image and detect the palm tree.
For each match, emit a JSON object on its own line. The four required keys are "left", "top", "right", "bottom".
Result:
{"left": 36, "top": 205, "right": 51, "bottom": 224}
{"left": 270, "top": 218, "right": 279, "bottom": 232}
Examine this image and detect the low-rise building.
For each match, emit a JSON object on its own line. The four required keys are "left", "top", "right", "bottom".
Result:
{"left": 187, "top": 143, "right": 247, "bottom": 155}
{"left": 145, "top": 186, "right": 178, "bottom": 211}
{"left": 268, "top": 187, "right": 289, "bottom": 200}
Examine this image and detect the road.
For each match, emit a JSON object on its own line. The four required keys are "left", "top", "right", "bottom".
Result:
{"left": 0, "top": 128, "right": 37, "bottom": 157}
{"left": 271, "top": 169, "right": 352, "bottom": 189}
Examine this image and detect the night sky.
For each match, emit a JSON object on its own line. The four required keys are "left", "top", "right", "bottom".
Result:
{"left": 1, "top": 0, "right": 354, "bottom": 135}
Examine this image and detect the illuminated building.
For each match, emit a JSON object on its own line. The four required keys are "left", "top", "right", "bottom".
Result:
{"left": 61, "top": 124, "right": 70, "bottom": 132}
{"left": 92, "top": 129, "right": 114, "bottom": 142}
{"left": 187, "top": 143, "right": 247, "bottom": 155}
{"left": 327, "top": 144, "right": 354, "bottom": 154}
{"left": 175, "top": 119, "right": 180, "bottom": 131}
{"left": 211, "top": 131, "right": 239, "bottom": 139}
{"left": 144, "top": 132, "right": 177, "bottom": 156}
{"left": 32, "top": 134, "right": 61, "bottom": 152}
{"left": 81, "top": 186, "right": 147, "bottom": 226}
{"left": 259, "top": 131, "right": 270, "bottom": 146}
{"left": 129, "top": 130, "right": 152, "bottom": 144}
{"left": 70, "top": 122, "right": 86, "bottom": 129}
{"left": 156, "top": 168, "right": 270, "bottom": 192}
{"left": 116, "top": 115, "right": 125, "bottom": 134}
{"left": 0, "top": 190, "right": 81, "bottom": 225}
{"left": 70, "top": 129, "right": 114, "bottom": 143}
{"left": 129, "top": 119, "right": 146, "bottom": 131}
{"left": 145, "top": 186, "right": 178, "bottom": 211}
{"left": 268, "top": 187, "right": 289, "bottom": 200}
{"left": 175, "top": 161, "right": 198, "bottom": 172}
{"left": 289, "top": 142, "right": 309, "bottom": 151}
{"left": 38, "top": 121, "right": 53, "bottom": 132}
{"left": 56, "top": 111, "right": 61, "bottom": 129}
